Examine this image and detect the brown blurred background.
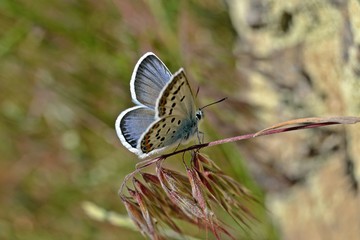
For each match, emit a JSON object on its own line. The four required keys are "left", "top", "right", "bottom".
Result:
{"left": 0, "top": 0, "right": 359, "bottom": 239}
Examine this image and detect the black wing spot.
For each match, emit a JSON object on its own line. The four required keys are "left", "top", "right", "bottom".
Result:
{"left": 180, "top": 96, "right": 185, "bottom": 102}
{"left": 173, "top": 82, "right": 185, "bottom": 95}
{"left": 171, "top": 96, "right": 176, "bottom": 101}
{"left": 177, "top": 120, "right": 181, "bottom": 125}
{"left": 171, "top": 118, "right": 175, "bottom": 123}
{"left": 172, "top": 103, "right": 176, "bottom": 108}
{"left": 160, "top": 137, "right": 165, "bottom": 142}
{"left": 166, "top": 128, "right": 170, "bottom": 134}
{"left": 162, "top": 124, "right": 166, "bottom": 128}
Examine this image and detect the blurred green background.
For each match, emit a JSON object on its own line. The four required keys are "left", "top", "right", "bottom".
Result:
{"left": 0, "top": 0, "right": 275, "bottom": 239}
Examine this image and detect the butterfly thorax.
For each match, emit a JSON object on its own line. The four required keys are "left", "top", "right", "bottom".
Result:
{"left": 179, "top": 109, "right": 203, "bottom": 141}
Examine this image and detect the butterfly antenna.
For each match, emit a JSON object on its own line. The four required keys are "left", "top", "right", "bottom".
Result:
{"left": 195, "top": 86, "right": 200, "bottom": 99}
{"left": 199, "top": 97, "right": 227, "bottom": 110}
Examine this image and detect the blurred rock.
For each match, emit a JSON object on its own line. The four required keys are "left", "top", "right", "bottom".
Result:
{"left": 227, "top": 0, "right": 360, "bottom": 238}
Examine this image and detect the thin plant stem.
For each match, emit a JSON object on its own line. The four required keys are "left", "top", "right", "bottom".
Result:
{"left": 118, "top": 119, "right": 357, "bottom": 196}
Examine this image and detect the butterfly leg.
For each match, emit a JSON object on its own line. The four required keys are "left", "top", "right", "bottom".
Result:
{"left": 174, "top": 140, "right": 183, "bottom": 152}
{"left": 197, "top": 131, "right": 204, "bottom": 144}
{"left": 181, "top": 151, "right": 187, "bottom": 165}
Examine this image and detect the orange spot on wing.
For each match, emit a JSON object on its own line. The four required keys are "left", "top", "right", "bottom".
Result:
{"left": 142, "top": 135, "right": 153, "bottom": 153}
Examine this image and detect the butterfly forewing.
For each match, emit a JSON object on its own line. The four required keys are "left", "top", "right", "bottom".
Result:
{"left": 131, "top": 53, "right": 172, "bottom": 109}
{"left": 156, "top": 69, "right": 196, "bottom": 118}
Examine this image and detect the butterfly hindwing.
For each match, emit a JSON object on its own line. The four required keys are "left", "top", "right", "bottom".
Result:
{"left": 156, "top": 69, "right": 196, "bottom": 118}
{"left": 139, "top": 115, "right": 190, "bottom": 154}
{"left": 131, "top": 53, "right": 172, "bottom": 109}
{"left": 115, "top": 106, "right": 155, "bottom": 154}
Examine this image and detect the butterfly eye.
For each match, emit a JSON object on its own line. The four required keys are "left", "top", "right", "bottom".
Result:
{"left": 195, "top": 110, "right": 203, "bottom": 121}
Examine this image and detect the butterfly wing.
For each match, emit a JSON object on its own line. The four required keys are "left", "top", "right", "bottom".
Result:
{"left": 138, "top": 69, "right": 199, "bottom": 155}
{"left": 156, "top": 68, "right": 196, "bottom": 118}
{"left": 115, "top": 106, "right": 155, "bottom": 154}
{"left": 131, "top": 52, "right": 172, "bottom": 109}
{"left": 138, "top": 115, "right": 190, "bottom": 154}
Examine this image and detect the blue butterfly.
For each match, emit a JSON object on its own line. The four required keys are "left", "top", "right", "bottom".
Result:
{"left": 115, "top": 52, "right": 203, "bottom": 158}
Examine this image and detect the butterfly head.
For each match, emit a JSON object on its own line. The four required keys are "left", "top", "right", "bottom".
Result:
{"left": 195, "top": 109, "right": 203, "bottom": 121}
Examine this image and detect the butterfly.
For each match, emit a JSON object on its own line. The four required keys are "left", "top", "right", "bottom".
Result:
{"left": 115, "top": 52, "right": 203, "bottom": 159}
